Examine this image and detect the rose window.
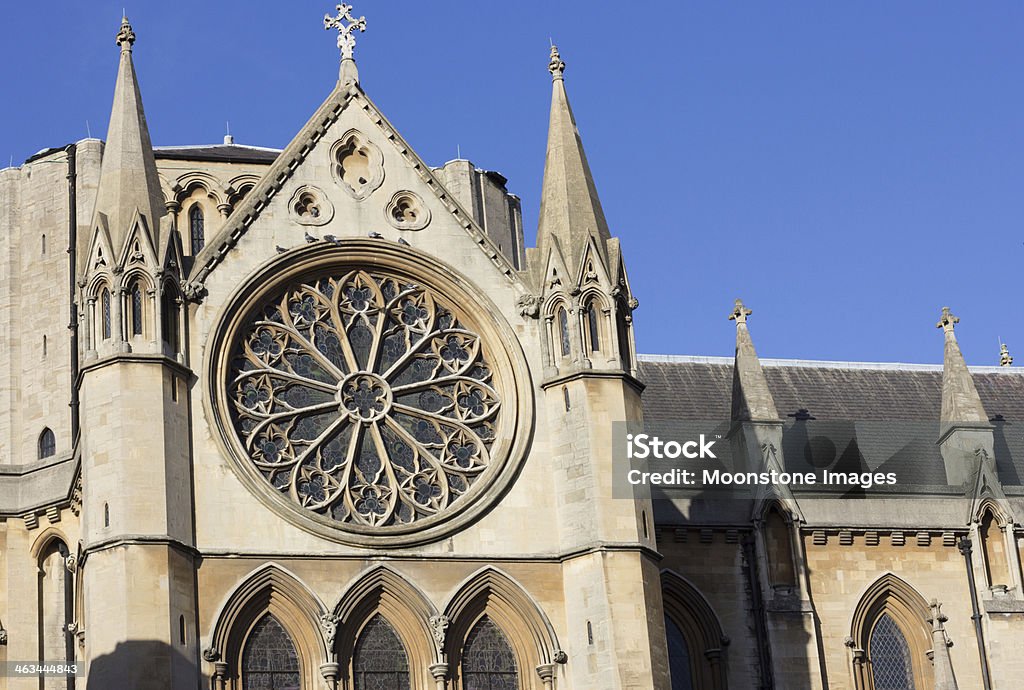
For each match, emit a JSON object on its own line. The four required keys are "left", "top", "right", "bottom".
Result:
{"left": 228, "top": 269, "right": 500, "bottom": 528}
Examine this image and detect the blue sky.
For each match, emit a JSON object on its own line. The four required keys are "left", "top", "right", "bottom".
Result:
{"left": 2, "top": 2, "right": 1021, "bottom": 365}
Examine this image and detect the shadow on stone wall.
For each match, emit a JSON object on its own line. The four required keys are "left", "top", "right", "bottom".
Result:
{"left": 86, "top": 640, "right": 206, "bottom": 690}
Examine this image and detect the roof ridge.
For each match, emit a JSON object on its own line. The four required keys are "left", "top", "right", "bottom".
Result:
{"left": 637, "top": 353, "right": 1024, "bottom": 375}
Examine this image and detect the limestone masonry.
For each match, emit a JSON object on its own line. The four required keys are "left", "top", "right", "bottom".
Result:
{"left": 1, "top": 10, "right": 1022, "bottom": 690}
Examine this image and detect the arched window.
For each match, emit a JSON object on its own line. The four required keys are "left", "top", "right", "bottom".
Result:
{"left": 189, "top": 204, "right": 205, "bottom": 254}
{"left": 462, "top": 616, "right": 518, "bottom": 690}
{"left": 765, "top": 507, "right": 797, "bottom": 587}
{"left": 39, "top": 427, "right": 56, "bottom": 459}
{"left": 665, "top": 615, "right": 694, "bottom": 690}
{"left": 869, "top": 613, "right": 916, "bottom": 690}
{"left": 161, "top": 284, "right": 180, "bottom": 353}
{"left": 661, "top": 572, "right": 728, "bottom": 689}
{"left": 353, "top": 614, "right": 410, "bottom": 690}
{"left": 586, "top": 300, "right": 601, "bottom": 353}
{"left": 980, "top": 509, "right": 1009, "bottom": 588}
{"left": 849, "top": 574, "right": 930, "bottom": 690}
{"left": 557, "top": 306, "right": 571, "bottom": 358}
{"left": 130, "top": 281, "right": 144, "bottom": 336}
{"left": 101, "top": 287, "right": 112, "bottom": 340}
{"left": 241, "top": 613, "right": 300, "bottom": 690}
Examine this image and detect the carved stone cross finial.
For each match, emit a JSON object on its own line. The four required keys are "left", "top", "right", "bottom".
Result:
{"left": 1000, "top": 342, "right": 1013, "bottom": 367}
{"left": 548, "top": 44, "right": 566, "bottom": 80}
{"left": 116, "top": 16, "right": 136, "bottom": 50}
{"left": 729, "top": 299, "right": 752, "bottom": 325}
{"left": 324, "top": 4, "right": 367, "bottom": 61}
{"left": 937, "top": 306, "right": 959, "bottom": 333}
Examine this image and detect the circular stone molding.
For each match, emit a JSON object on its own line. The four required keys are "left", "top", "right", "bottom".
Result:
{"left": 207, "top": 240, "right": 532, "bottom": 547}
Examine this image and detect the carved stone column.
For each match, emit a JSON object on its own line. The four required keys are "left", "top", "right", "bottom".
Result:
{"left": 536, "top": 663, "right": 556, "bottom": 690}
{"left": 212, "top": 661, "right": 228, "bottom": 690}
{"left": 428, "top": 662, "right": 449, "bottom": 690}
{"left": 319, "top": 662, "right": 340, "bottom": 690}
{"left": 84, "top": 297, "right": 96, "bottom": 359}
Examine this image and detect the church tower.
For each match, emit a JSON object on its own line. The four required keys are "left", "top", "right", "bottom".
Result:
{"left": 77, "top": 18, "right": 196, "bottom": 687}
{"left": 527, "top": 46, "right": 666, "bottom": 689}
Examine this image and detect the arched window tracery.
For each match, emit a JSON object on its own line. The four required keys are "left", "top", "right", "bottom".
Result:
{"left": 189, "top": 204, "right": 205, "bottom": 254}
{"left": 461, "top": 615, "right": 518, "bottom": 690}
{"left": 353, "top": 614, "right": 410, "bottom": 690}
{"left": 241, "top": 613, "right": 300, "bottom": 690}
{"left": 849, "top": 574, "right": 932, "bottom": 690}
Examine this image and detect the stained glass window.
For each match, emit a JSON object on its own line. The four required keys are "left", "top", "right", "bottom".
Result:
{"left": 39, "top": 428, "right": 56, "bottom": 459}
{"left": 665, "top": 616, "right": 694, "bottom": 690}
{"left": 586, "top": 301, "right": 600, "bottom": 353}
{"left": 557, "top": 307, "right": 570, "bottom": 357}
{"left": 190, "top": 204, "right": 205, "bottom": 254}
{"left": 462, "top": 616, "right": 517, "bottom": 690}
{"left": 353, "top": 614, "right": 410, "bottom": 690}
{"left": 101, "top": 288, "right": 112, "bottom": 340}
{"left": 870, "top": 613, "right": 915, "bottom": 690}
{"left": 241, "top": 614, "right": 300, "bottom": 690}
{"left": 227, "top": 270, "right": 501, "bottom": 528}
{"left": 131, "top": 282, "right": 144, "bottom": 336}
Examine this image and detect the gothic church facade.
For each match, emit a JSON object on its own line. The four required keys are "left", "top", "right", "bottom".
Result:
{"left": 1, "top": 12, "right": 1023, "bottom": 690}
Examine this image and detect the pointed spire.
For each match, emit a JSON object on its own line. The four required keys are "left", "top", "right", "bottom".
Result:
{"left": 729, "top": 300, "right": 779, "bottom": 422}
{"left": 937, "top": 307, "right": 989, "bottom": 424}
{"left": 927, "top": 600, "right": 958, "bottom": 690}
{"left": 536, "top": 44, "right": 611, "bottom": 275}
{"left": 93, "top": 16, "right": 164, "bottom": 250}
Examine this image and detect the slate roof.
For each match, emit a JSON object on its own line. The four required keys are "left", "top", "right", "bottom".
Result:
{"left": 154, "top": 144, "right": 280, "bottom": 164}
{"left": 637, "top": 355, "right": 1024, "bottom": 489}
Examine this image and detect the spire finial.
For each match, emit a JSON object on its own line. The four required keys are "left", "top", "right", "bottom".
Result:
{"left": 937, "top": 306, "right": 959, "bottom": 333}
{"left": 324, "top": 4, "right": 366, "bottom": 61}
{"left": 548, "top": 44, "right": 566, "bottom": 81}
{"left": 116, "top": 15, "right": 136, "bottom": 51}
{"left": 1000, "top": 342, "right": 1013, "bottom": 367}
{"left": 729, "top": 299, "right": 752, "bottom": 325}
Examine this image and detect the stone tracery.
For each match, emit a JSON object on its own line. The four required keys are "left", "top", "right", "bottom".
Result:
{"left": 228, "top": 269, "right": 500, "bottom": 528}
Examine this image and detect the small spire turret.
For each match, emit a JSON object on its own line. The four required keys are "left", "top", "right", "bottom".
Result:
{"left": 937, "top": 307, "right": 989, "bottom": 424}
